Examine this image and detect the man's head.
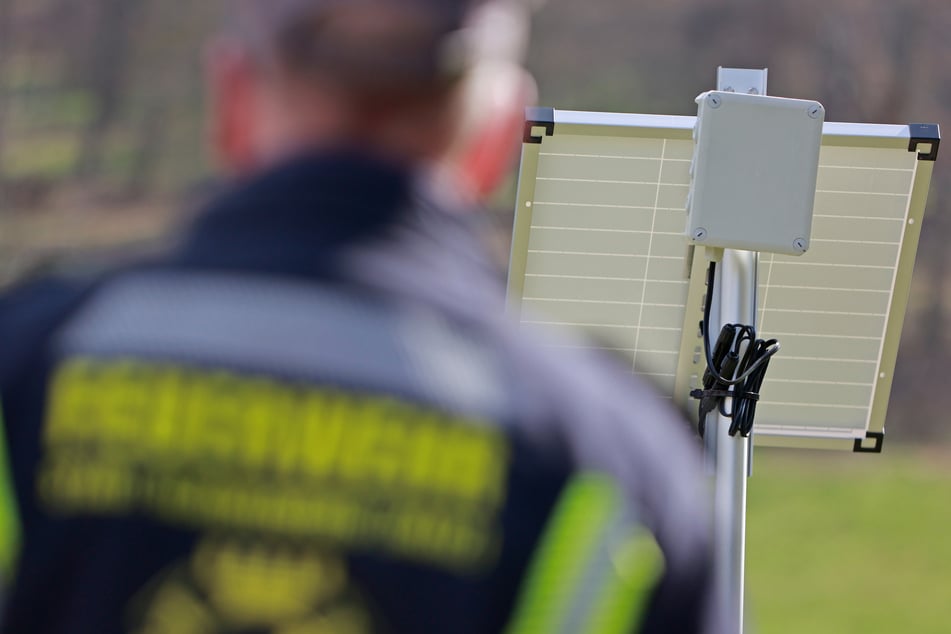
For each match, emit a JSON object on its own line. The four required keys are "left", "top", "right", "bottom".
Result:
{"left": 209, "top": 0, "right": 536, "bottom": 196}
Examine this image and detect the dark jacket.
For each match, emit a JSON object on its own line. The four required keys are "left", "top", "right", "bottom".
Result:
{"left": 0, "top": 151, "right": 719, "bottom": 634}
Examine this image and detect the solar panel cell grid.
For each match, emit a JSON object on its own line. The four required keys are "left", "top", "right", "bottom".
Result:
{"left": 509, "top": 112, "right": 935, "bottom": 449}
{"left": 753, "top": 147, "right": 917, "bottom": 437}
{"left": 521, "top": 135, "right": 695, "bottom": 388}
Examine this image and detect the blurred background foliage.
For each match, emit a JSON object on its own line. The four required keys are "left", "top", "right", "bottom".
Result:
{"left": 0, "top": 1, "right": 949, "bottom": 631}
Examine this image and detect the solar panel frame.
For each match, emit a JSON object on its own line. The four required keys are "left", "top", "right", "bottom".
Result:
{"left": 508, "top": 108, "right": 938, "bottom": 451}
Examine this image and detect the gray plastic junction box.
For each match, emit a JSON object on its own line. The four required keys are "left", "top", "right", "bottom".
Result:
{"left": 686, "top": 91, "right": 825, "bottom": 255}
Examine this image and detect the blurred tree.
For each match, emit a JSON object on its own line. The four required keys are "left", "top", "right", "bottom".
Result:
{"left": 0, "top": 0, "right": 14, "bottom": 203}
{"left": 74, "top": 0, "right": 145, "bottom": 179}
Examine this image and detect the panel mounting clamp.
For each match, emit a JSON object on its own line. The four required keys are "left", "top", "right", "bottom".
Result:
{"left": 524, "top": 107, "right": 555, "bottom": 144}
{"left": 907, "top": 123, "right": 940, "bottom": 161}
{"left": 853, "top": 431, "right": 885, "bottom": 454}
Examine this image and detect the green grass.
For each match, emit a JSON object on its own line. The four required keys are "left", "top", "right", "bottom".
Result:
{"left": 747, "top": 447, "right": 951, "bottom": 634}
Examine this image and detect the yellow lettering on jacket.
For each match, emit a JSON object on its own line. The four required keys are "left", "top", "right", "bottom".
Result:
{"left": 40, "top": 358, "right": 510, "bottom": 570}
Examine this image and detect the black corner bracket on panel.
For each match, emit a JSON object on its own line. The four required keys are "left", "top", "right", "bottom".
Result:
{"left": 853, "top": 431, "right": 885, "bottom": 454}
{"left": 524, "top": 107, "right": 555, "bottom": 144}
{"left": 908, "top": 123, "right": 940, "bottom": 161}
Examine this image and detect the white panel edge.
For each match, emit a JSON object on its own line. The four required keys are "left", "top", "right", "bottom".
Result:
{"left": 553, "top": 110, "right": 696, "bottom": 131}
{"left": 754, "top": 425, "right": 866, "bottom": 440}
{"left": 821, "top": 121, "right": 910, "bottom": 141}
{"left": 548, "top": 109, "right": 912, "bottom": 143}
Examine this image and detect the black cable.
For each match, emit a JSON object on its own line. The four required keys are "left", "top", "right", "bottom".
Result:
{"left": 701, "top": 262, "right": 779, "bottom": 386}
{"left": 691, "top": 260, "right": 781, "bottom": 438}
{"left": 729, "top": 337, "right": 776, "bottom": 437}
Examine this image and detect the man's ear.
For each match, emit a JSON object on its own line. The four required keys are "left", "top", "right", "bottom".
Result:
{"left": 447, "top": 63, "right": 536, "bottom": 201}
{"left": 206, "top": 40, "right": 261, "bottom": 176}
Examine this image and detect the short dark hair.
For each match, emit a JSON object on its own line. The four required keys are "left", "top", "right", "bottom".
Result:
{"left": 230, "top": 0, "right": 488, "bottom": 98}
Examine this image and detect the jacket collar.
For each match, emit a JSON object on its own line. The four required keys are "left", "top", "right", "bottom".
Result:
{"left": 177, "top": 149, "right": 414, "bottom": 274}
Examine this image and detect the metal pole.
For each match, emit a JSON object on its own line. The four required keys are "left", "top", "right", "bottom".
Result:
{"left": 711, "top": 249, "right": 757, "bottom": 633}
{"left": 708, "top": 67, "right": 767, "bottom": 633}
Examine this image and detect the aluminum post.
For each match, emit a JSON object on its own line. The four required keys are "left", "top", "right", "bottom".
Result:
{"left": 711, "top": 248, "right": 757, "bottom": 633}
{"left": 708, "top": 67, "right": 767, "bottom": 633}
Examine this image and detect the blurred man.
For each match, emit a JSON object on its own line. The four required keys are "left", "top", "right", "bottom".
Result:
{"left": 0, "top": 0, "right": 723, "bottom": 632}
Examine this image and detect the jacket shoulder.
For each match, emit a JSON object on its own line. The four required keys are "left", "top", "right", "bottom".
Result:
{"left": 0, "top": 276, "right": 96, "bottom": 385}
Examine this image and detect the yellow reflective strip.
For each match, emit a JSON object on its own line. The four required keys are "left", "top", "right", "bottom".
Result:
{"left": 505, "top": 473, "right": 617, "bottom": 634}
{"left": 584, "top": 530, "right": 665, "bottom": 634}
{"left": 0, "top": 407, "right": 21, "bottom": 576}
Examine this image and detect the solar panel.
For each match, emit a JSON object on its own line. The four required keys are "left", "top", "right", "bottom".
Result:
{"left": 508, "top": 108, "right": 939, "bottom": 451}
